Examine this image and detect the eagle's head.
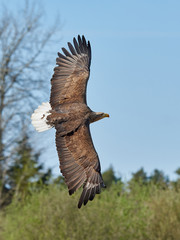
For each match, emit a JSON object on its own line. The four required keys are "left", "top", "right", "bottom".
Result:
{"left": 90, "top": 112, "right": 109, "bottom": 123}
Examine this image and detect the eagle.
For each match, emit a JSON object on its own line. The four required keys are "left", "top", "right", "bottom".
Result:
{"left": 31, "top": 35, "right": 109, "bottom": 208}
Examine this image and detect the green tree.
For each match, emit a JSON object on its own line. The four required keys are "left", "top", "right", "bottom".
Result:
{"left": 2, "top": 132, "right": 52, "bottom": 205}
{"left": 130, "top": 168, "right": 148, "bottom": 185}
{"left": 175, "top": 168, "right": 180, "bottom": 176}
{"left": 149, "top": 169, "right": 169, "bottom": 189}
{"left": 102, "top": 166, "right": 120, "bottom": 187}
{"left": 171, "top": 168, "right": 180, "bottom": 191}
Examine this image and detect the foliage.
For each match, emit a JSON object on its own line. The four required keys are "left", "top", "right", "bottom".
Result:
{"left": 102, "top": 166, "right": 121, "bottom": 187}
{"left": 175, "top": 168, "right": 180, "bottom": 176}
{"left": 1, "top": 131, "right": 52, "bottom": 206}
{"left": 171, "top": 168, "right": 180, "bottom": 191}
{"left": 129, "top": 167, "right": 169, "bottom": 189}
{"left": 1, "top": 181, "right": 180, "bottom": 240}
{"left": 149, "top": 169, "right": 169, "bottom": 189}
{"left": 130, "top": 167, "right": 148, "bottom": 185}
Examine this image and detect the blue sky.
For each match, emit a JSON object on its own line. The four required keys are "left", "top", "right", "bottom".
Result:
{"left": 4, "top": 0, "right": 180, "bottom": 180}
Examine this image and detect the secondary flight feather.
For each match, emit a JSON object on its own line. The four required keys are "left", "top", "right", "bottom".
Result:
{"left": 31, "top": 35, "right": 109, "bottom": 208}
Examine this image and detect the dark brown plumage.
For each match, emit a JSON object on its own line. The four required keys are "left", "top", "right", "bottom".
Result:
{"left": 32, "top": 35, "right": 109, "bottom": 208}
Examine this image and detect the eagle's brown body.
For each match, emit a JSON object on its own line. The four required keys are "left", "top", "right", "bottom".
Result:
{"left": 31, "top": 35, "right": 109, "bottom": 208}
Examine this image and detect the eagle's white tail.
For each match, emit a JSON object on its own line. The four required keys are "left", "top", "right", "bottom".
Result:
{"left": 31, "top": 102, "right": 52, "bottom": 132}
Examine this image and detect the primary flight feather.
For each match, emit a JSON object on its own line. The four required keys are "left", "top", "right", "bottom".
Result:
{"left": 31, "top": 35, "right": 109, "bottom": 208}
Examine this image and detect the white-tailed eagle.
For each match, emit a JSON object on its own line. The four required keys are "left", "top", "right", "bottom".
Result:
{"left": 31, "top": 35, "right": 109, "bottom": 208}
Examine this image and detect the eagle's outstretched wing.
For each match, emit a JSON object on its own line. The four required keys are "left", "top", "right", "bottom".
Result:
{"left": 31, "top": 35, "right": 107, "bottom": 208}
{"left": 55, "top": 121, "right": 105, "bottom": 208}
{"left": 50, "top": 35, "right": 91, "bottom": 109}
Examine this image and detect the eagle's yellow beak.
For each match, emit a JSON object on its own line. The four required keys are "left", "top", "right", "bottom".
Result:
{"left": 103, "top": 113, "right": 110, "bottom": 118}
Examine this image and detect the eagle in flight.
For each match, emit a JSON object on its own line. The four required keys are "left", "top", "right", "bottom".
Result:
{"left": 31, "top": 35, "right": 109, "bottom": 208}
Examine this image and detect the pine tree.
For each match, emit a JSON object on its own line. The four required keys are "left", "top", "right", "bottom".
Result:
{"left": 130, "top": 168, "right": 148, "bottom": 185}
{"left": 149, "top": 169, "right": 169, "bottom": 189}
{"left": 102, "top": 166, "right": 121, "bottom": 187}
{"left": 2, "top": 132, "right": 52, "bottom": 205}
